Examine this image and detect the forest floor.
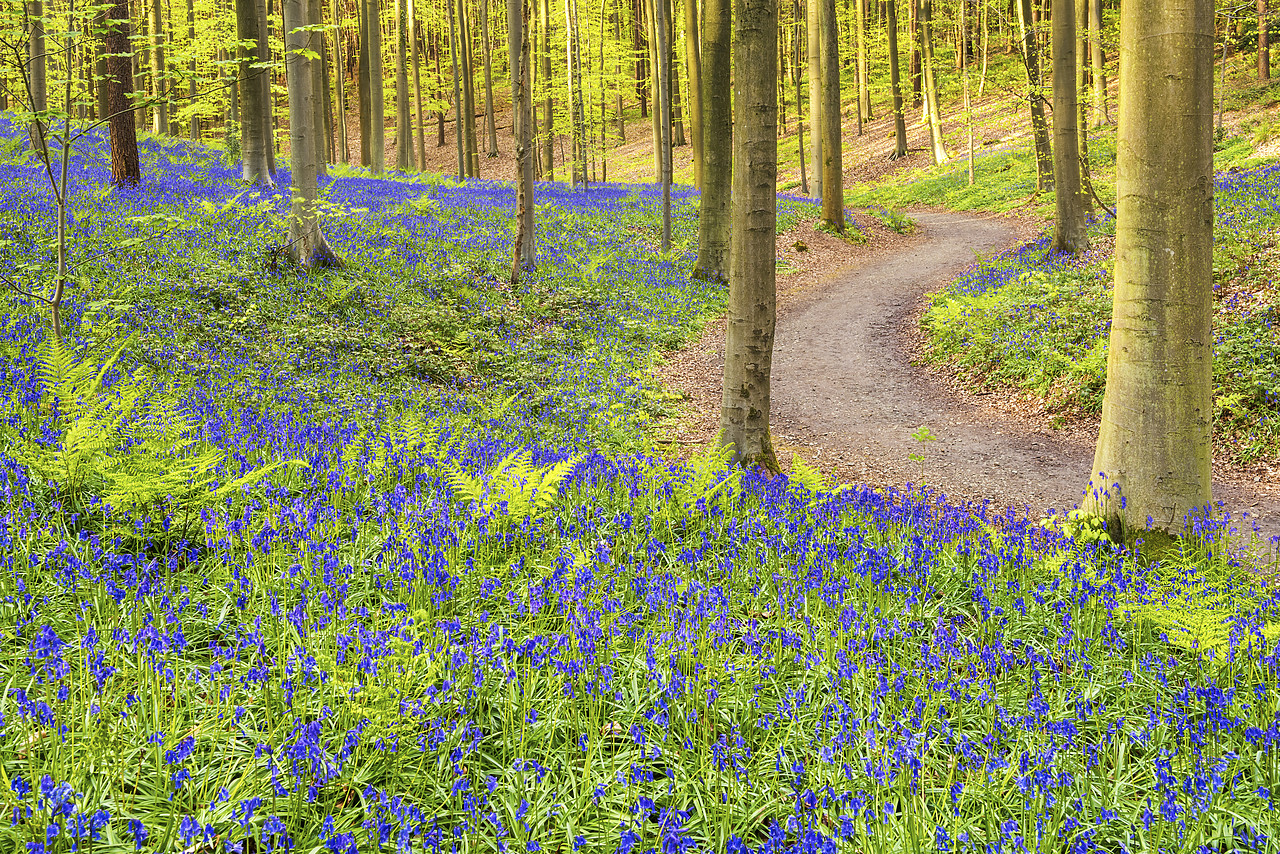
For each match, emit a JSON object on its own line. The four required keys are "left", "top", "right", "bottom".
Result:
{"left": 658, "top": 209, "right": 1280, "bottom": 540}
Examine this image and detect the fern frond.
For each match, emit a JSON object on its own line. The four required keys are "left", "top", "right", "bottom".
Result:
{"left": 533, "top": 458, "right": 577, "bottom": 513}
{"left": 790, "top": 454, "right": 828, "bottom": 494}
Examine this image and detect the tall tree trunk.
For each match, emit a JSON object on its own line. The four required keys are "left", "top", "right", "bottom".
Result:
{"left": 540, "top": 0, "right": 554, "bottom": 177}
{"left": 614, "top": 7, "right": 626, "bottom": 140}
{"left": 396, "top": 0, "right": 412, "bottom": 169}
{"left": 807, "top": 0, "right": 823, "bottom": 201}
{"left": 920, "top": 0, "right": 947, "bottom": 164}
{"left": 410, "top": 0, "right": 427, "bottom": 168}
{"left": 670, "top": 6, "right": 685, "bottom": 147}
{"left": 284, "top": 0, "right": 340, "bottom": 267}
{"left": 104, "top": 0, "right": 141, "bottom": 185}
{"left": 684, "top": 0, "right": 703, "bottom": 186}
{"left": 820, "top": 0, "right": 844, "bottom": 230}
{"left": 856, "top": 0, "right": 869, "bottom": 125}
{"left": 1051, "top": 0, "right": 1086, "bottom": 251}
{"left": 237, "top": 0, "right": 275, "bottom": 184}
{"left": 480, "top": 0, "right": 499, "bottom": 155}
{"left": 312, "top": 0, "right": 330, "bottom": 174}
{"left": 655, "top": 0, "right": 672, "bottom": 242}
{"left": 25, "top": 0, "right": 46, "bottom": 153}
{"left": 332, "top": 0, "right": 350, "bottom": 163}
{"left": 695, "top": 0, "right": 731, "bottom": 280}
{"left": 1088, "top": 0, "right": 1107, "bottom": 125}
{"left": 962, "top": 0, "right": 974, "bottom": 182}
{"left": 887, "top": 0, "right": 908, "bottom": 157}
{"left": 794, "top": 0, "right": 809, "bottom": 192}
{"left": 187, "top": 0, "right": 199, "bottom": 139}
{"left": 645, "top": 0, "right": 662, "bottom": 177}
{"left": 448, "top": 0, "right": 466, "bottom": 175}
{"left": 909, "top": 0, "right": 921, "bottom": 106}
{"left": 460, "top": 0, "right": 480, "bottom": 175}
{"left": 721, "top": 0, "right": 779, "bottom": 471}
{"left": 436, "top": 31, "right": 446, "bottom": 147}
{"left": 150, "top": 0, "right": 169, "bottom": 134}
{"left": 369, "top": 0, "right": 385, "bottom": 173}
{"left": 1261, "top": 0, "right": 1271, "bottom": 80}
{"left": 1085, "top": 0, "right": 1213, "bottom": 536}
{"left": 359, "top": 0, "right": 372, "bottom": 165}
{"left": 510, "top": 0, "right": 536, "bottom": 278}
{"left": 1017, "top": 0, "right": 1053, "bottom": 190}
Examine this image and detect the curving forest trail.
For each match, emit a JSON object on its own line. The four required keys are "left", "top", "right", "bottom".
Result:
{"left": 765, "top": 210, "right": 1280, "bottom": 540}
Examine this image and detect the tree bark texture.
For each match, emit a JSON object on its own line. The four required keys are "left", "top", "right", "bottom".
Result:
{"left": 1088, "top": 0, "right": 1107, "bottom": 125}
{"left": 369, "top": 0, "right": 386, "bottom": 173}
{"left": 1085, "top": 0, "right": 1214, "bottom": 535}
{"left": 510, "top": 0, "right": 536, "bottom": 278}
{"left": 1017, "top": 0, "right": 1053, "bottom": 190}
{"left": 1261, "top": 0, "right": 1270, "bottom": 79}
{"left": 887, "top": 0, "right": 908, "bottom": 157}
{"left": 695, "top": 0, "right": 731, "bottom": 281}
{"left": 920, "top": 0, "right": 947, "bottom": 164}
{"left": 150, "top": 0, "right": 169, "bottom": 135}
{"left": 237, "top": 0, "right": 275, "bottom": 184}
{"left": 720, "top": 0, "right": 779, "bottom": 472}
{"left": 332, "top": 0, "right": 350, "bottom": 163}
{"left": 396, "top": 0, "right": 412, "bottom": 170}
{"left": 807, "top": 0, "right": 823, "bottom": 201}
{"left": 684, "top": 0, "right": 703, "bottom": 187}
{"left": 104, "top": 0, "right": 141, "bottom": 185}
{"left": 480, "top": 0, "right": 499, "bottom": 155}
{"left": 1051, "top": 0, "right": 1087, "bottom": 252}
{"left": 284, "top": 0, "right": 340, "bottom": 267}
{"left": 820, "top": 0, "right": 844, "bottom": 230}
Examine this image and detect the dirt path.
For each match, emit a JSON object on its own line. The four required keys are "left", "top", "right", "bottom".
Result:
{"left": 662, "top": 210, "right": 1280, "bottom": 542}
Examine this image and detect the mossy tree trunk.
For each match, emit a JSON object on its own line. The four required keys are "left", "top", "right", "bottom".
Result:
{"left": 1084, "top": 0, "right": 1214, "bottom": 536}
{"left": 720, "top": 0, "right": 779, "bottom": 473}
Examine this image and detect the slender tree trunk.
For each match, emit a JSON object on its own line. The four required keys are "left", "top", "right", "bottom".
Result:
{"left": 359, "top": 0, "right": 372, "bottom": 164}
{"left": 887, "top": 0, "right": 908, "bottom": 157}
{"left": 540, "top": 0, "right": 554, "bottom": 177}
{"left": 920, "top": 0, "right": 947, "bottom": 164}
{"left": 462, "top": 0, "right": 480, "bottom": 175}
{"left": 1085, "top": 0, "right": 1213, "bottom": 536}
{"left": 1261, "top": 0, "right": 1270, "bottom": 80}
{"left": 320, "top": 19, "right": 334, "bottom": 163}
{"left": 511, "top": 0, "right": 536, "bottom": 278}
{"left": 186, "top": 0, "right": 199, "bottom": 139}
{"left": 1088, "top": 0, "right": 1107, "bottom": 125}
{"left": 807, "top": 0, "right": 823, "bottom": 201}
{"left": 909, "top": 0, "right": 921, "bottom": 105}
{"left": 1017, "top": 0, "right": 1053, "bottom": 190}
{"left": 237, "top": 0, "right": 275, "bottom": 184}
{"left": 436, "top": 32, "right": 447, "bottom": 146}
{"left": 684, "top": 0, "right": 703, "bottom": 186}
{"left": 396, "top": 0, "right": 412, "bottom": 169}
{"left": 150, "top": 0, "right": 169, "bottom": 134}
{"left": 448, "top": 0, "right": 466, "bottom": 176}
{"left": 480, "top": 0, "right": 499, "bottom": 155}
{"left": 721, "top": 0, "right": 779, "bottom": 472}
{"left": 369, "top": 0, "right": 385, "bottom": 173}
{"left": 856, "top": 0, "right": 870, "bottom": 124}
{"left": 962, "top": 0, "right": 974, "bottom": 182}
{"left": 410, "top": 0, "right": 427, "bottom": 167}
{"left": 669, "top": 4, "right": 685, "bottom": 147}
{"left": 104, "top": 0, "right": 141, "bottom": 185}
{"left": 332, "top": 0, "right": 350, "bottom": 162}
{"left": 311, "top": 0, "right": 330, "bottom": 174}
{"left": 656, "top": 0, "right": 672, "bottom": 243}
{"left": 614, "top": 7, "right": 626, "bottom": 140}
{"left": 820, "top": 0, "right": 844, "bottom": 230}
{"left": 645, "top": 0, "right": 661, "bottom": 176}
{"left": 695, "top": 0, "right": 731, "bottom": 280}
{"left": 284, "top": 0, "right": 341, "bottom": 267}
{"left": 794, "top": 0, "right": 809, "bottom": 191}
{"left": 1051, "top": 0, "right": 1086, "bottom": 251}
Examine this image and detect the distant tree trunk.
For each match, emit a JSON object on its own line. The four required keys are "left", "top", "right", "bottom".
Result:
{"left": 187, "top": 0, "right": 199, "bottom": 139}
{"left": 410, "top": 0, "right": 427, "bottom": 167}
{"left": 634, "top": 0, "right": 648, "bottom": 118}
{"left": 856, "top": 0, "right": 870, "bottom": 125}
{"left": 1051, "top": 0, "right": 1086, "bottom": 251}
{"left": 807, "top": 0, "right": 823, "bottom": 201}
{"left": 1017, "top": 0, "right": 1053, "bottom": 190}
{"left": 540, "top": 0, "right": 554, "bottom": 178}
{"left": 722, "top": 0, "right": 779, "bottom": 472}
{"left": 1088, "top": 0, "right": 1107, "bottom": 125}
{"left": 332, "top": 0, "right": 351, "bottom": 162}
{"left": 369, "top": 0, "right": 386, "bottom": 173}
{"left": 820, "top": 0, "right": 844, "bottom": 230}
{"left": 319, "top": 18, "right": 334, "bottom": 165}
{"left": 436, "top": 32, "right": 447, "bottom": 147}
{"left": 150, "top": 0, "right": 169, "bottom": 135}
{"left": 448, "top": 0, "right": 466, "bottom": 176}
{"left": 480, "top": 0, "right": 499, "bottom": 155}
{"left": 644, "top": 0, "right": 662, "bottom": 176}
{"left": 920, "top": 0, "right": 948, "bottom": 164}
{"left": 1084, "top": 0, "right": 1213, "bottom": 536}
{"left": 567, "top": 0, "right": 589, "bottom": 184}
{"left": 237, "top": 0, "right": 275, "bottom": 184}
{"left": 359, "top": 0, "right": 372, "bottom": 164}
{"left": 284, "top": 0, "right": 341, "bottom": 267}
{"left": 104, "top": 0, "right": 141, "bottom": 185}
{"left": 909, "top": 0, "right": 921, "bottom": 106}
{"left": 614, "top": 7, "right": 626, "bottom": 140}
{"left": 887, "top": 0, "right": 908, "bottom": 157}
{"left": 510, "top": 0, "right": 536, "bottom": 278}
{"left": 794, "top": 0, "right": 809, "bottom": 192}
{"left": 655, "top": 0, "right": 672, "bottom": 242}
{"left": 311, "top": 0, "right": 330, "bottom": 174}
{"left": 396, "top": 0, "right": 412, "bottom": 169}
{"left": 669, "top": 4, "right": 685, "bottom": 147}
{"left": 695, "top": 0, "right": 731, "bottom": 280}
{"left": 962, "top": 0, "right": 974, "bottom": 182}
{"left": 1260, "top": 0, "right": 1271, "bottom": 80}
{"left": 95, "top": 40, "right": 110, "bottom": 123}
{"left": 461, "top": 0, "right": 480, "bottom": 175}
{"left": 684, "top": 0, "right": 703, "bottom": 186}
{"left": 25, "top": 0, "right": 46, "bottom": 153}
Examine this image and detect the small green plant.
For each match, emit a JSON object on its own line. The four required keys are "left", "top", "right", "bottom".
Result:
{"left": 908, "top": 424, "right": 937, "bottom": 483}
{"left": 444, "top": 449, "right": 577, "bottom": 528}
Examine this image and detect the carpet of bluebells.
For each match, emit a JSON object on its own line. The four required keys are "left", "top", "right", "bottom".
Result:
{"left": 921, "top": 164, "right": 1280, "bottom": 463}
{"left": 2, "top": 120, "right": 1280, "bottom": 854}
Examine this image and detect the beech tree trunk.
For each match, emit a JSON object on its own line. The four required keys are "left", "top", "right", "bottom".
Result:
{"left": 187, "top": 0, "right": 199, "bottom": 139}
{"left": 510, "top": 0, "right": 536, "bottom": 278}
{"left": 720, "top": 0, "right": 780, "bottom": 472}
{"left": 856, "top": 0, "right": 870, "bottom": 125}
{"left": 1017, "top": 0, "right": 1053, "bottom": 190}
{"left": 807, "top": 0, "right": 823, "bottom": 201}
{"left": 1051, "top": 0, "right": 1087, "bottom": 252}
{"left": 540, "top": 0, "right": 554, "bottom": 177}
{"left": 1261, "top": 0, "right": 1271, "bottom": 80}
{"left": 480, "top": 0, "right": 499, "bottom": 155}
{"left": 410, "top": 0, "right": 427, "bottom": 168}
{"left": 332, "top": 0, "right": 351, "bottom": 163}
{"left": 920, "top": 0, "right": 948, "bottom": 164}
{"left": 237, "top": 0, "right": 275, "bottom": 184}
{"left": 684, "top": 0, "right": 703, "bottom": 186}
{"left": 150, "top": 0, "right": 169, "bottom": 135}
{"left": 1085, "top": 0, "right": 1213, "bottom": 536}
{"left": 794, "top": 0, "right": 809, "bottom": 192}
{"left": 1088, "top": 0, "right": 1107, "bottom": 125}
{"left": 396, "top": 0, "right": 412, "bottom": 170}
{"left": 820, "top": 0, "right": 844, "bottom": 230}
{"left": 448, "top": 0, "right": 466, "bottom": 176}
{"left": 284, "top": 0, "right": 341, "bottom": 267}
{"left": 104, "top": 0, "right": 141, "bottom": 185}
{"left": 359, "top": 0, "right": 372, "bottom": 165}
{"left": 369, "top": 0, "right": 386, "bottom": 173}
{"left": 887, "top": 0, "right": 908, "bottom": 158}
{"left": 695, "top": 0, "right": 731, "bottom": 280}
{"left": 26, "top": 0, "right": 47, "bottom": 153}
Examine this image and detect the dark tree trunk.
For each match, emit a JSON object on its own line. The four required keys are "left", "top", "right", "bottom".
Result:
{"left": 104, "top": 0, "right": 141, "bottom": 185}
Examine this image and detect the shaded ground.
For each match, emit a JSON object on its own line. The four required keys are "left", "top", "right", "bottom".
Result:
{"left": 659, "top": 210, "right": 1280, "bottom": 542}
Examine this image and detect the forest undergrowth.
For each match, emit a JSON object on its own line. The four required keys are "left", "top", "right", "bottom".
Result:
{"left": 1, "top": 118, "right": 1279, "bottom": 854}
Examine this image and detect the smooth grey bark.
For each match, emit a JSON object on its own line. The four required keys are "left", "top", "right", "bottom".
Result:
{"left": 1088, "top": 0, "right": 1107, "bottom": 125}
{"left": 237, "top": 0, "right": 275, "bottom": 185}
{"left": 410, "top": 0, "right": 427, "bottom": 168}
{"left": 480, "top": 0, "right": 498, "bottom": 156}
{"left": 332, "top": 0, "right": 350, "bottom": 163}
{"left": 794, "top": 0, "right": 808, "bottom": 192}
{"left": 369, "top": 0, "right": 385, "bottom": 173}
{"left": 806, "top": 0, "right": 823, "bottom": 202}
{"left": 1017, "top": 0, "right": 1053, "bottom": 190}
{"left": 684, "top": 0, "right": 702, "bottom": 186}
{"left": 459, "top": 0, "right": 479, "bottom": 176}
{"left": 448, "top": 0, "right": 465, "bottom": 176}
{"left": 539, "top": 0, "right": 553, "bottom": 178}
{"left": 312, "top": 0, "right": 329, "bottom": 174}
{"left": 887, "top": 0, "right": 908, "bottom": 158}
{"left": 510, "top": 0, "right": 536, "bottom": 279}
{"left": 188, "top": 0, "right": 199, "bottom": 139}
{"left": 283, "top": 0, "right": 340, "bottom": 267}
{"left": 920, "top": 0, "right": 947, "bottom": 164}
{"left": 1051, "top": 0, "right": 1086, "bottom": 252}
{"left": 856, "top": 0, "right": 869, "bottom": 126}
{"left": 720, "top": 0, "right": 779, "bottom": 472}
{"left": 27, "top": 0, "right": 47, "bottom": 150}
{"left": 695, "top": 0, "right": 731, "bottom": 281}
{"left": 396, "top": 0, "right": 412, "bottom": 169}
{"left": 819, "top": 0, "right": 844, "bottom": 230}
{"left": 150, "top": 0, "right": 169, "bottom": 135}
{"left": 359, "top": 0, "right": 371, "bottom": 164}
{"left": 1085, "top": 0, "right": 1214, "bottom": 536}
{"left": 656, "top": 0, "right": 671, "bottom": 241}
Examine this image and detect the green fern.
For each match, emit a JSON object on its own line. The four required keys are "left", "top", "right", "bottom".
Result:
{"left": 443, "top": 449, "right": 576, "bottom": 528}
{"left": 789, "top": 454, "right": 829, "bottom": 494}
